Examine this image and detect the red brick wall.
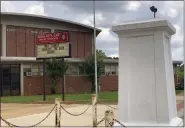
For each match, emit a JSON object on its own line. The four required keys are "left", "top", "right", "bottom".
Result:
{"left": 6, "top": 26, "right": 17, "bottom": 56}
{"left": 6, "top": 25, "right": 93, "bottom": 58}
{"left": 84, "top": 33, "right": 93, "bottom": 57}
{"left": 25, "top": 27, "right": 35, "bottom": 56}
{"left": 55, "top": 30, "right": 93, "bottom": 58}
{"left": 77, "top": 32, "right": 85, "bottom": 58}
{"left": 24, "top": 75, "right": 118, "bottom": 96}
{"left": 70, "top": 31, "right": 78, "bottom": 58}
{"left": 100, "top": 76, "right": 118, "bottom": 91}
{"left": 16, "top": 26, "right": 26, "bottom": 56}
{"left": 6, "top": 25, "right": 51, "bottom": 57}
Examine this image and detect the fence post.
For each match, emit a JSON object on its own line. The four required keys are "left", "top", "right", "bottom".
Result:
{"left": 105, "top": 110, "right": 114, "bottom": 127}
{"left": 55, "top": 98, "right": 61, "bottom": 127}
{"left": 92, "top": 94, "right": 97, "bottom": 127}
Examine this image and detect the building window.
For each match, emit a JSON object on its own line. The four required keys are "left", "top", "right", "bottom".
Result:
{"left": 79, "top": 65, "right": 86, "bottom": 75}
{"left": 23, "top": 64, "right": 31, "bottom": 76}
{"left": 105, "top": 64, "right": 111, "bottom": 76}
{"left": 23, "top": 63, "right": 43, "bottom": 77}
{"left": 116, "top": 65, "right": 118, "bottom": 75}
{"left": 111, "top": 64, "right": 116, "bottom": 75}
{"left": 104, "top": 64, "right": 118, "bottom": 76}
{"left": 31, "top": 63, "right": 43, "bottom": 76}
{"left": 66, "top": 64, "right": 79, "bottom": 75}
{"left": 100, "top": 65, "right": 105, "bottom": 75}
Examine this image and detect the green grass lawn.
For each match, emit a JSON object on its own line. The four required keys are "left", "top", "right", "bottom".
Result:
{"left": 0, "top": 90, "right": 183, "bottom": 104}
{"left": 176, "top": 90, "right": 184, "bottom": 95}
{"left": 1, "top": 91, "right": 118, "bottom": 104}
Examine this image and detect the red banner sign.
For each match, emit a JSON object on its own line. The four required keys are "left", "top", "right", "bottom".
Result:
{"left": 36, "top": 32, "right": 69, "bottom": 45}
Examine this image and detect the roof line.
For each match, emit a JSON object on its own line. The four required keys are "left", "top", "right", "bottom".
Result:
{"left": 1, "top": 12, "right": 102, "bottom": 32}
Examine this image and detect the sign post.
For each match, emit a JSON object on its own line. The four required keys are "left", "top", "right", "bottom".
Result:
{"left": 43, "top": 59, "right": 46, "bottom": 101}
{"left": 36, "top": 32, "right": 71, "bottom": 101}
{"left": 61, "top": 58, "right": 65, "bottom": 101}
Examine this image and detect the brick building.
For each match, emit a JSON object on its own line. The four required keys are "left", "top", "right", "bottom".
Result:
{"left": 0, "top": 12, "right": 181, "bottom": 96}
{"left": 0, "top": 12, "right": 102, "bottom": 96}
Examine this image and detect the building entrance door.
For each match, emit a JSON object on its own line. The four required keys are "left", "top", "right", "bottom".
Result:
{"left": 0, "top": 64, "right": 20, "bottom": 96}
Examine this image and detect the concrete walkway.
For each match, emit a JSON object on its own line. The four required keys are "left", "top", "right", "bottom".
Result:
{"left": 1, "top": 103, "right": 183, "bottom": 127}
{"left": 176, "top": 95, "right": 184, "bottom": 101}
{"left": 1, "top": 104, "right": 118, "bottom": 127}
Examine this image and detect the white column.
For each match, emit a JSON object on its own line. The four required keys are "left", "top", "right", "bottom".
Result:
{"left": 112, "top": 19, "right": 183, "bottom": 127}
{"left": 2, "top": 24, "right": 6, "bottom": 56}
{"left": 20, "top": 63, "right": 24, "bottom": 96}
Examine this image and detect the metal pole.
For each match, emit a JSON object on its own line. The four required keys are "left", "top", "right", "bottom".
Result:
{"left": 61, "top": 58, "right": 65, "bottom": 101}
{"left": 93, "top": 0, "right": 98, "bottom": 98}
{"left": 43, "top": 59, "right": 46, "bottom": 101}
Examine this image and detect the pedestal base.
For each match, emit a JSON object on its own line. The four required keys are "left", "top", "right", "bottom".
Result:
{"left": 114, "top": 117, "right": 183, "bottom": 128}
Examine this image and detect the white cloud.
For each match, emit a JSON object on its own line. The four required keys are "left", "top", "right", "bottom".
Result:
{"left": 160, "top": 8, "right": 178, "bottom": 18}
{"left": 164, "top": 1, "right": 183, "bottom": 9}
{"left": 171, "top": 24, "right": 183, "bottom": 60}
{"left": 1, "top": 1, "right": 16, "bottom": 12}
{"left": 49, "top": 4, "right": 53, "bottom": 8}
{"left": 97, "top": 28, "right": 118, "bottom": 44}
{"left": 75, "top": 12, "right": 104, "bottom": 27}
{"left": 159, "top": 1, "right": 183, "bottom": 18}
{"left": 172, "top": 24, "right": 183, "bottom": 43}
{"left": 24, "top": 2, "right": 47, "bottom": 16}
{"left": 168, "top": 8, "right": 178, "bottom": 18}
{"left": 101, "top": 48, "right": 118, "bottom": 51}
{"left": 125, "top": 1, "right": 141, "bottom": 11}
{"left": 172, "top": 47, "right": 183, "bottom": 61}
{"left": 109, "top": 53, "right": 119, "bottom": 58}
{"left": 140, "top": 1, "right": 153, "bottom": 6}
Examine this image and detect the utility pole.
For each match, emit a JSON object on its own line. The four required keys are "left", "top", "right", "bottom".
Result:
{"left": 93, "top": 0, "right": 98, "bottom": 98}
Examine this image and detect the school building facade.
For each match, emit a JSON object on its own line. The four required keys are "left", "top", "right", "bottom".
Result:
{"left": 0, "top": 12, "right": 182, "bottom": 96}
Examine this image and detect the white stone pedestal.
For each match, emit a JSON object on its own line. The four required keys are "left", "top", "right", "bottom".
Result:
{"left": 112, "top": 19, "right": 183, "bottom": 127}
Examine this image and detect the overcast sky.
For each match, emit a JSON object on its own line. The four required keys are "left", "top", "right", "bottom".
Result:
{"left": 1, "top": 1, "right": 184, "bottom": 61}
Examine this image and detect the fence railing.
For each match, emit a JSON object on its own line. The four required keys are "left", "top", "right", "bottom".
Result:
{"left": 0, "top": 94, "right": 126, "bottom": 127}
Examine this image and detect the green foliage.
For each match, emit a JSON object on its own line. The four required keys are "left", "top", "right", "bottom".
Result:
{"left": 177, "top": 64, "right": 184, "bottom": 80}
{"left": 46, "top": 58, "right": 68, "bottom": 94}
{"left": 80, "top": 50, "right": 106, "bottom": 92}
{"left": 97, "top": 49, "right": 107, "bottom": 60}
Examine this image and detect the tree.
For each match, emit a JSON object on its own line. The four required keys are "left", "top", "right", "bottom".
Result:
{"left": 46, "top": 58, "right": 68, "bottom": 94}
{"left": 177, "top": 64, "right": 184, "bottom": 80}
{"left": 80, "top": 50, "right": 105, "bottom": 92}
{"left": 97, "top": 49, "right": 107, "bottom": 59}
{"left": 106, "top": 57, "right": 113, "bottom": 59}
{"left": 176, "top": 64, "right": 184, "bottom": 90}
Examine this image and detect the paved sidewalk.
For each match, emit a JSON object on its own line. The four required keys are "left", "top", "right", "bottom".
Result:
{"left": 1, "top": 104, "right": 118, "bottom": 127}
{"left": 176, "top": 95, "right": 184, "bottom": 101}
{"left": 1, "top": 103, "right": 183, "bottom": 127}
